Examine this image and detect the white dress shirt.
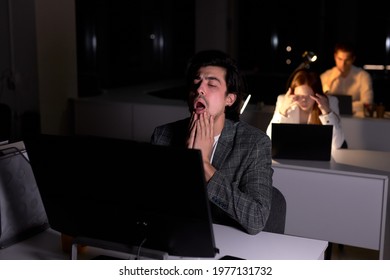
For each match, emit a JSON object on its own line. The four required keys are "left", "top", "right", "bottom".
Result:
{"left": 320, "top": 65, "right": 374, "bottom": 113}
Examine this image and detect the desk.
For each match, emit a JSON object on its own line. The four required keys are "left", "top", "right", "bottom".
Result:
{"left": 212, "top": 224, "right": 327, "bottom": 260}
{"left": 272, "top": 149, "right": 390, "bottom": 259}
{"left": 0, "top": 225, "right": 328, "bottom": 260}
{"left": 340, "top": 114, "right": 390, "bottom": 152}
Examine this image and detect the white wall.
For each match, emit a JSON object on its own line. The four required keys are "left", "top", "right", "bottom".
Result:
{"left": 35, "top": 0, "right": 78, "bottom": 135}
{"left": 1, "top": 0, "right": 78, "bottom": 138}
{"left": 0, "top": 0, "right": 39, "bottom": 139}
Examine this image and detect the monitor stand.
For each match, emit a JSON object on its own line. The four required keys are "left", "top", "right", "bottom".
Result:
{"left": 71, "top": 236, "right": 168, "bottom": 260}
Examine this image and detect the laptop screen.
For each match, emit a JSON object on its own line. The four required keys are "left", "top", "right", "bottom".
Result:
{"left": 24, "top": 134, "right": 218, "bottom": 258}
{"left": 271, "top": 123, "right": 333, "bottom": 161}
{"left": 331, "top": 94, "right": 353, "bottom": 115}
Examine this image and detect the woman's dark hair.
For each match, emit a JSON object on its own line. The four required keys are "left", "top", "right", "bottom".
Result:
{"left": 185, "top": 49, "right": 246, "bottom": 121}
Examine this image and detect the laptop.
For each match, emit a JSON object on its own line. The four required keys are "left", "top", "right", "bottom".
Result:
{"left": 24, "top": 134, "right": 218, "bottom": 258}
{"left": 331, "top": 94, "right": 353, "bottom": 115}
{"left": 271, "top": 123, "right": 333, "bottom": 161}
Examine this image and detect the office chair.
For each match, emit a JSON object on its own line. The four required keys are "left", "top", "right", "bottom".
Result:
{"left": 263, "top": 186, "right": 287, "bottom": 234}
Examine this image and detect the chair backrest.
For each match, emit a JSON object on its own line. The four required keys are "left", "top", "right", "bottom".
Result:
{"left": 263, "top": 186, "right": 286, "bottom": 234}
{"left": 0, "top": 142, "right": 49, "bottom": 248}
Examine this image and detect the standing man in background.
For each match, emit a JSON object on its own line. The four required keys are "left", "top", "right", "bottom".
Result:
{"left": 320, "top": 42, "right": 374, "bottom": 114}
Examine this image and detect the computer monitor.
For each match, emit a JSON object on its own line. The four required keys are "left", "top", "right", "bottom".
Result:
{"left": 24, "top": 134, "right": 218, "bottom": 258}
{"left": 271, "top": 123, "right": 333, "bottom": 161}
{"left": 331, "top": 94, "right": 353, "bottom": 115}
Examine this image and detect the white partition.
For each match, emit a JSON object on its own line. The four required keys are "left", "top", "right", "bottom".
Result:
{"left": 340, "top": 116, "right": 390, "bottom": 151}
{"left": 132, "top": 103, "right": 188, "bottom": 142}
{"left": 273, "top": 166, "right": 385, "bottom": 249}
{"left": 272, "top": 149, "right": 390, "bottom": 259}
{"left": 74, "top": 99, "right": 135, "bottom": 139}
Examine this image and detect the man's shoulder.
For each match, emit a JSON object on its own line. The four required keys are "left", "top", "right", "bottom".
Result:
{"left": 320, "top": 67, "right": 335, "bottom": 78}
{"left": 152, "top": 118, "right": 190, "bottom": 146}
{"left": 234, "top": 120, "right": 269, "bottom": 139}
{"left": 351, "top": 65, "right": 372, "bottom": 77}
{"left": 232, "top": 121, "right": 271, "bottom": 150}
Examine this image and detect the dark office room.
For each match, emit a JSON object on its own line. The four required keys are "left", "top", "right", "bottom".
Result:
{"left": 1, "top": 0, "right": 390, "bottom": 140}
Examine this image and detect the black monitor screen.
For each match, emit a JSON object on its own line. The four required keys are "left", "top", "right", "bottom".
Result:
{"left": 24, "top": 134, "right": 217, "bottom": 258}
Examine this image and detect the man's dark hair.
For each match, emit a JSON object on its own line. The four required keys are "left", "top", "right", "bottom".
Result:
{"left": 334, "top": 42, "right": 356, "bottom": 58}
{"left": 185, "top": 49, "right": 246, "bottom": 121}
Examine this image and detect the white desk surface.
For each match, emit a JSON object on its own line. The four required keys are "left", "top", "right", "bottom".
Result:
{"left": 0, "top": 225, "right": 328, "bottom": 260}
{"left": 212, "top": 224, "right": 327, "bottom": 260}
{"left": 273, "top": 149, "right": 390, "bottom": 176}
{"left": 331, "top": 149, "right": 390, "bottom": 173}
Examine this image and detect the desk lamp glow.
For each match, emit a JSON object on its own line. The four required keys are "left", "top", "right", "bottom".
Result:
{"left": 240, "top": 94, "right": 251, "bottom": 114}
{"left": 299, "top": 51, "right": 317, "bottom": 69}
{"left": 286, "top": 51, "right": 318, "bottom": 89}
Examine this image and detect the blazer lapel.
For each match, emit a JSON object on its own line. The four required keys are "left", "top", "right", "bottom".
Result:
{"left": 211, "top": 119, "right": 235, "bottom": 169}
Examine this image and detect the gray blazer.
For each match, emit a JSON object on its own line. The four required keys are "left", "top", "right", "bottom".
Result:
{"left": 151, "top": 118, "right": 273, "bottom": 235}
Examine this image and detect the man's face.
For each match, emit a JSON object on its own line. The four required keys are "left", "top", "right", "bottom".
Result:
{"left": 188, "top": 66, "right": 235, "bottom": 118}
{"left": 334, "top": 50, "right": 355, "bottom": 76}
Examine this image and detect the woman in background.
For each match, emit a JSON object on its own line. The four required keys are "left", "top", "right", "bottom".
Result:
{"left": 266, "top": 68, "right": 346, "bottom": 149}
